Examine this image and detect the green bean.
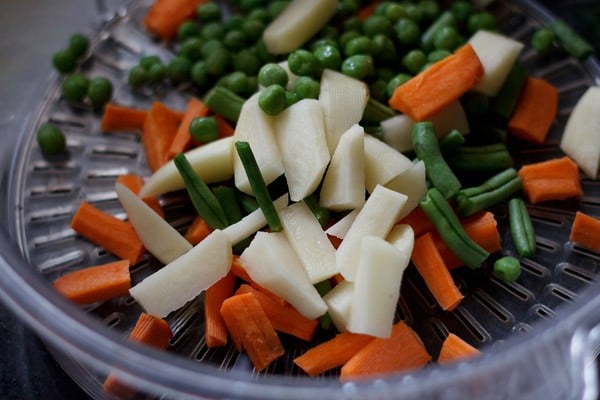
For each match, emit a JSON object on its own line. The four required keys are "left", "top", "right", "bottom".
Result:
{"left": 313, "top": 279, "right": 333, "bottom": 329}
{"left": 454, "top": 168, "right": 523, "bottom": 216}
{"left": 203, "top": 86, "right": 244, "bottom": 123}
{"left": 238, "top": 192, "right": 260, "bottom": 214}
{"left": 548, "top": 19, "right": 594, "bottom": 60}
{"left": 491, "top": 63, "right": 528, "bottom": 122}
{"left": 361, "top": 98, "right": 396, "bottom": 124}
{"left": 421, "top": 10, "right": 456, "bottom": 50}
{"left": 303, "top": 194, "right": 330, "bottom": 227}
{"left": 438, "top": 129, "right": 465, "bottom": 154}
{"left": 493, "top": 256, "right": 522, "bottom": 282}
{"left": 213, "top": 186, "right": 243, "bottom": 225}
{"left": 508, "top": 198, "right": 536, "bottom": 258}
{"left": 420, "top": 188, "right": 489, "bottom": 268}
{"left": 173, "top": 153, "right": 228, "bottom": 230}
{"left": 412, "top": 122, "right": 461, "bottom": 199}
{"left": 234, "top": 141, "right": 283, "bottom": 232}
{"left": 448, "top": 143, "right": 513, "bottom": 173}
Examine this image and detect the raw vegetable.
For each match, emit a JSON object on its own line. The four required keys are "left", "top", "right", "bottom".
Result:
{"left": 143, "top": 0, "right": 207, "bottom": 40}
{"left": 384, "top": 160, "right": 428, "bottom": 220}
{"left": 548, "top": 19, "right": 594, "bottom": 60}
{"left": 493, "top": 256, "right": 522, "bottom": 282}
{"left": 185, "top": 216, "right": 213, "bottom": 245}
{"left": 518, "top": 156, "right": 582, "bottom": 204}
{"left": 116, "top": 174, "right": 163, "bottom": 217}
{"left": 101, "top": 103, "right": 147, "bottom": 133}
{"left": 363, "top": 134, "right": 414, "bottom": 193}
{"left": 508, "top": 77, "right": 558, "bottom": 143}
{"left": 570, "top": 211, "right": 600, "bottom": 252}
{"left": 168, "top": 97, "right": 210, "bottom": 158}
{"left": 437, "top": 333, "right": 480, "bottom": 364}
{"left": 508, "top": 198, "right": 536, "bottom": 258}
{"left": 204, "top": 272, "right": 237, "bottom": 348}
{"left": 36, "top": 123, "right": 66, "bottom": 155}
{"left": 142, "top": 101, "right": 182, "bottom": 172}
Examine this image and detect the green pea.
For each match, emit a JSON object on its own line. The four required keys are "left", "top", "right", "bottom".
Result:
{"left": 191, "top": 61, "right": 209, "bottom": 87}
{"left": 294, "top": 76, "right": 320, "bottom": 99}
{"left": 223, "top": 14, "right": 244, "bottom": 31}
{"left": 532, "top": 27, "right": 555, "bottom": 53}
{"left": 168, "top": 56, "right": 192, "bottom": 84}
{"left": 254, "top": 39, "right": 277, "bottom": 64}
{"left": 222, "top": 72, "right": 250, "bottom": 95}
{"left": 370, "top": 79, "right": 388, "bottom": 102}
{"left": 37, "top": 123, "right": 66, "bottom": 155}
{"left": 451, "top": 1, "right": 473, "bottom": 22}
{"left": 223, "top": 30, "right": 247, "bottom": 52}
{"left": 189, "top": 116, "right": 219, "bottom": 143}
{"left": 362, "top": 15, "right": 393, "bottom": 38}
{"left": 68, "top": 33, "right": 89, "bottom": 59}
{"left": 433, "top": 25, "right": 461, "bottom": 51}
{"left": 385, "top": 3, "right": 406, "bottom": 23}
{"left": 374, "top": 1, "right": 393, "bottom": 15}
{"left": 258, "top": 63, "right": 288, "bottom": 87}
{"left": 240, "top": 0, "right": 264, "bottom": 13}
{"left": 344, "top": 36, "right": 373, "bottom": 57}
{"left": 179, "top": 38, "right": 203, "bottom": 61}
{"left": 147, "top": 63, "right": 167, "bottom": 83}
{"left": 375, "top": 67, "right": 396, "bottom": 82}
{"left": 387, "top": 73, "right": 412, "bottom": 98}
{"left": 52, "top": 50, "right": 77, "bottom": 74}
{"left": 339, "top": 30, "right": 361, "bottom": 49}
{"left": 402, "top": 49, "right": 427, "bottom": 74}
{"left": 241, "top": 19, "right": 265, "bottom": 41}
{"left": 468, "top": 12, "right": 497, "bottom": 33}
{"left": 343, "top": 17, "right": 363, "bottom": 33}
{"left": 268, "top": 1, "right": 289, "bottom": 18}
{"left": 318, "top": 26, "right": 339, "bottom": 42}
{"left": 427, "top": 49, "right": 452, "bottom": 63}
{"left": 200, "top": 39, "right": 225, "bottom": 59}
{"left": 246, "top": 76, "right": 259, "bottom": 95}
{"left": 372, "top": 34, "right": 397, "bottom": 62}
{"left": 61, "top": 73, "right": 89, "bottom": 103}
{"left": 128, "top": 65, "right": 148, "bottom": 88}
{"left": 338, "top": 0, "right": 361, "bottom": 18}
{"left": 419, "top": 0, "right": 440, "bottom": 20}
{"left": 313, "top": 44, "right": 342, "bottom": 71}
{"left": 197, "top": 2, "right": 221, "bottom": 22}
{"left": 232, "top": 49, "right": 261, "bottom": 75}
{"left": 394, "top": 18, "right": 421, "bottom": 46}
{"left": 310, "top": 38, "right": 338, "bottom": 52}
{"left": 493, "top": 256, "right": 522, "bottom": 282}
{"left": 287, "top": 49, "right": 323, "bottom": 78}
{"left": 246, "top": 8, "right": 270, "bottom": 23}
{"left": 341, "top": 54, "right": 374, "bottom": 80}
{"left": 139, "top": 55, "right": 162, "bottom": 71}
{"left": 286, "top": 90, "right": 301, "bottom": 107}
{"left": 404, "top": 4, "right": 423, "bottom": 22}
{"left": 87, "top": 77, "right": 113, "bottom": 110}
{"left": 259, "top": 84, "right": 287, "bottom": 116}
{"left": 177, "top": 21, "right": 201, "bottom": 42}
{"left": 201, "top": 22, "right": 226, "bottom": 40}
{"left": 204, "top": 48, "right": 231, "bottom": 76}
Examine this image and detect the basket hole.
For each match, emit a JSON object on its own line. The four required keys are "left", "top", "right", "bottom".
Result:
{"left": 490, "top": 276, "right": 533, "bottom": 302}
{"left": 520, "top": 258, "right": 550, "bottom": 279}
{"left": 453, "top": 307, "right": 488, "bottom": 343}
{"left": 472, "top": 289, "right": 514, "bottom": 324}
{"left": 560, "top": 263, "right": 595, "bottom": 283}
{"left": 546, "top": 284, "right": 576, "bottom": 302}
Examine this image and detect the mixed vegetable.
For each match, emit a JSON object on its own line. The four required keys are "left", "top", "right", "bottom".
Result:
{"left": 39, "top": 0, "right": 600, "bottom": 397}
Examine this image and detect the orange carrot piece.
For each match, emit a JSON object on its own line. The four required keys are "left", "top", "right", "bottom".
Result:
{"left": 437, "top": 333, "right": 480, "bottom": 364}
{"left": 53, "top": 259, "right": 131, "bottom": 305}
{"left": 143, "top": 0, "right": 207, "bottom": 41}
{"left": 388, "top": 44, "right": 483, "bottom": 121}
{"left": 294, "top": 332, "right": 375, "bottom": 376}
{"left": 518, "top": 156, "right": 582, "bottom": 204}
{"left": 330, "top": 273, "right": 345, "bottom": 286}
{"left": 71, "top": 201, "right": 145, "bottom": 265}
{"left": 116, "top": 174, "right": 164, "bottom": 218}
{"left": 229, "top": 257, "right": 287, "bottom": 305}
{"left": 398, "top": 206, "right": 435, "bottom": 237}
{"left": 185, "top": 215, "right": 214, "bottom": 245}
{"left": 235, "top": 284, "right": 319, "bottom": 341}
{"left": 215, "top": 114, "right": 235, "bottom": 138}
{"left": 142, "top": 101, "right": 181, "bottom": 172}
{"left": 570, "top": 211, "right": 600, "bottom": 252}
{"left": 356, "top": 1, "right": 380, "bottom": 20}
{"left": 508, "top": 77, "right": 558, "bottom": 144}
{"left": 411, "top": 232, "right": 464, "bottom": 311}
{"left": 101, "top": 103, "right": 147, "bottom": 133}
{"left": 168, "top": 97, "right": 210, "bottom": 159}
{"left": 220, "top": 292, "right": 285, "bottom": 371}
{"left": 205, "top": 272, "right": 237, "bottom": 348}
{"left": 340, "top": 321, "right": 431, "bottom": 380}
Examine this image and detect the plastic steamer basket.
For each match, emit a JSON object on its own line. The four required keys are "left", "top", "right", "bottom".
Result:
{"left": 1, "top": 0, "right": 600, "bottom": 399}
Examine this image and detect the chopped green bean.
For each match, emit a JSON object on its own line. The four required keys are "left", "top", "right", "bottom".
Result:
{"left": 454, "top": 168, "right": 523, "bottom": 216}
{"left": 421, "top": 10, "right": 456, "bottom": 50}
{"left": 548, "top": 19, "right": 594, "bottom": 60}
{"left": 438, "top": 129, "right": 465, "bottom": 154}
{"left": 203, "top": 86, "right": 244, "bottom": 123}
{"left": 213, "top": 186, "right": 243, "bottom": 225}
{"left": 361, "top": 98, "right": 396, "bottom": 124}
{"left": 491, "top": 63, "right": 528, "bottom": 122}
{"left": 303, "top": 194, "right": 330, "bottom": 227}
{"left": 448, "top": 143, "right": 514, "bottom": 173}
{"left": 508, "top": 198, "right": 536, "bottom": 257}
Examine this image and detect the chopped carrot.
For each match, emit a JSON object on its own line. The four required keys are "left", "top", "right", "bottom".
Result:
{"left": 508, "top": 77, "right": 558, "bottom": 143}
{"left": 167, "top": 97, "right": 210, "bottom": 159}
{"left": 330, "top": 273, "right": 345, "bottom": 286}
{"left": 53, "top": 259, "right": 131, "bottom": 305}
{"left": 103, "top": 313, "right": 172, "bottom": 399}
{"left": 411, "top": 232, "right": 464, "bottom": 311}
{"left": 71, "top": 201, "right": 145, "bottom": 265}
{"left": 235, "top": 284, "right": 319, "bottom": 341}
{"left": 570, "top": 211, "right": 600, "bottom": 252}
{"left": 101, "top": 103, "right": 147, "bottom": 133}
{"left": 116, "top": 174, "right": 163, "bottom": 218}
{"left": 356, "top": 1, "right": 380, "bottom": 20}
{"left": 205, "top": 272, "right": 237, "bottom": 348}
{"left": 143, "top": 0, "right": 208, "bottom": 41}
{"left": 185, "top": 215, "right": 214, "bottom": 245}
{"left": 518, "top": 156, "right": 582, "bottom": 204}
{"left": 388, "top": 44, "right": 483, "bottom": 121}
{"left": 142, "top": 101, "right": 181, "bottom": 172}
{"left": 294, "top": 332, "right": 374, "bottom": 376}
{"left": 437, "top": 333, "right": 480, "bottom": 364}
{"left": 340, "top": 321, "right": 431, "bottom": 380}
{"left": 220, "top": 292, "right": 285, "bottom": 371}
{"left": 215, "top": 114, "right": 235, "bottom": 138}
{"left": 398, "top": 206, "right": 435, "bottom": 237}
{"left": 327, "top": 234, "right": 343, "bottom": 249}
{"left": 229, "top": 256, "right": 287, "bottom": 305}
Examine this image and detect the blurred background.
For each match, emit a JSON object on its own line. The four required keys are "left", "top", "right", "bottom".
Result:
{"left": 0, "top": 1, "right": 598, "bottom": 399}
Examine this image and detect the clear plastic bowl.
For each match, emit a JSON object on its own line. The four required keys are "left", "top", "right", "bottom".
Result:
{"left": 1, "top": 0, "right": 600, "bottom": 399}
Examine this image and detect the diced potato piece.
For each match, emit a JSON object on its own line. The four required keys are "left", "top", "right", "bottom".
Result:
{"left": 364, "top": 135, "right": 413, "bottom": 192}
{"left": 325, "top": 209, "right": 359, "bottom": 240}
{"left": 323, "top": 280, "right": 354, "bottom": 332}
{"left": 385, "top": 160, "right": 427, "bottom": 220}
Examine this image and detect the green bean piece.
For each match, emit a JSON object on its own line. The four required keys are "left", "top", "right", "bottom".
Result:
{"left": 173, "top": 153, "right": 228, "bottom": 230}
{"left": 454, "top": 168, "right": 523, "bottom": 216}
{"left": 341, "top": 54, "right": 374, "bottom": 80}
{"left": 128, "top": 66, "right": 148, "bottom": 88}
{"left": 62, "top": 73, "right": 90, "bottom": 103}
{"left": 448, "top": 143, "right": 514, "bottom": 173}
{"left": 238, "top": 192, "right": 260, "bottom": 214}
{"left": 37, "top": 123, "right": 66, "bottom": 155}
{"left": 258, "top": 63, "right": 288, "bottom": 88}
{"left": 294, "top": 76, "right": 320, "bottom": 100}
{"left": 288, "top": 49, "right": 323, "bottom": 78}
{"left": 87, "top": 77, "right": 113, "bottom": 110}
{"left": 189, "top": 116, "right": 219, "bottom": 143}
{"left": 68, "top": 33, "right": 89, "bottom": 59}
{"left": 203, "top": 86, "right": 244, "bottom": 123}
{"left": 421, "top": 10, "right": 456, "bottom": 50}
{"left": 303, "top": 194, "right": 330, "bottom": 227}
{"left": 438, "top": 129, "right": 465, "bottom": 154}
{"left": 52, "top": 50, "right": 77, "bottom": 74}
{"left": 234, "top": 141, "right": 283, "bottom": 232}
{"left": 313, "top": 278, "right": 333, "bottom": 329}
{"left": 258, "top": 84, "right": 288, "bottom": 116}
{"left": 213, "top": 186, "right": 243, "bottom": 225}
{"left": 548, "top": 19, "right": 594, "bottom": 60}
{"left": 508, "top": 198, "right": 536, "bottom": 258}
{"left": 412, "top": 122, "right": 461, "bottom": 199}
{"left": 531, "top": 27, "right": 555, "bottom": 54}
{"left": 361, "top": 98, "right": 396, "bottom": 125}
{"left": 493, "top": 256, "right": 522, "bottom": 282}
{"left": 491, "top": 63, "right": 528, "bottom": 122}
{"left": 421, "top": 188, "right": 489, "bottom": 268}
{"left": 313, "top": 44, "right": 343, "bottom": 71}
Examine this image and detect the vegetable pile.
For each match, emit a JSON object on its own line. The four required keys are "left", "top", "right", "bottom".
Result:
{"left": 39, "top": 0, "right": 600, "bottom": 397}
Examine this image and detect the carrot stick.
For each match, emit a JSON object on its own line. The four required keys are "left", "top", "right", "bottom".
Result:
{"left": 71, "top": 201, "right": 145, "bottom": 265}
{"left": 518, "top": 156, "right": 582, "bottom": 204}
{"left": 142, "top": 101, "right": 182, "bottom": 172}
{"left": 220, "top": 292, "right": 285, "bottom": 371}
{"left": 229, "top": 256, "right": 287, "bottom": 305}
{"left": 53, "top": 259, "right": 131, "bottom": 305}
{"left": 235, "top": 284, "right": 319, "bottom": 341}
{"left": 508, "top": 77, "right": 558, "bottom": 144}
{"left": 437, "top": 333, "right": 480, "bottom": 364}
{"left": 205, "top": 272, "right": 237, "bottom": 348}
{"left": 294, "top": 332, "right": 374, "bottom": 376}
{"left": 434, "top": 211, "right": 502, "bottom": 270}
{"left": 340, "top": 321, "right": 431, "bottom": 380}
{"left": 143, "top": 0, "right": 208, "bottom": 41}
{"left": 168, "top": 97, "right": 210, "bottom": 159}
{"left": 388, "top": 44, "right": 483, "bottom": 121}
{"left": 570, "top": 211, "right": 600, "bottom": 252}
{"left": 398, "top": 206, "right": 435, "bottom": 237}
{"left": 411, "top": 232, "right": 464, "bottom": 311}
{"left": 103, "top": 313, "right": 172, "bottom": 399}
{"left": 101, "top": 103, "right": 147, "bottom": 133}
{"left": 215, "top": 114, "right": 235, "bottom": 138}
{"left": 116, "top": 174, "right": 163, "bottom": 218}
{"left": 185, "top": 215, "right": 214, "bottom": 245}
